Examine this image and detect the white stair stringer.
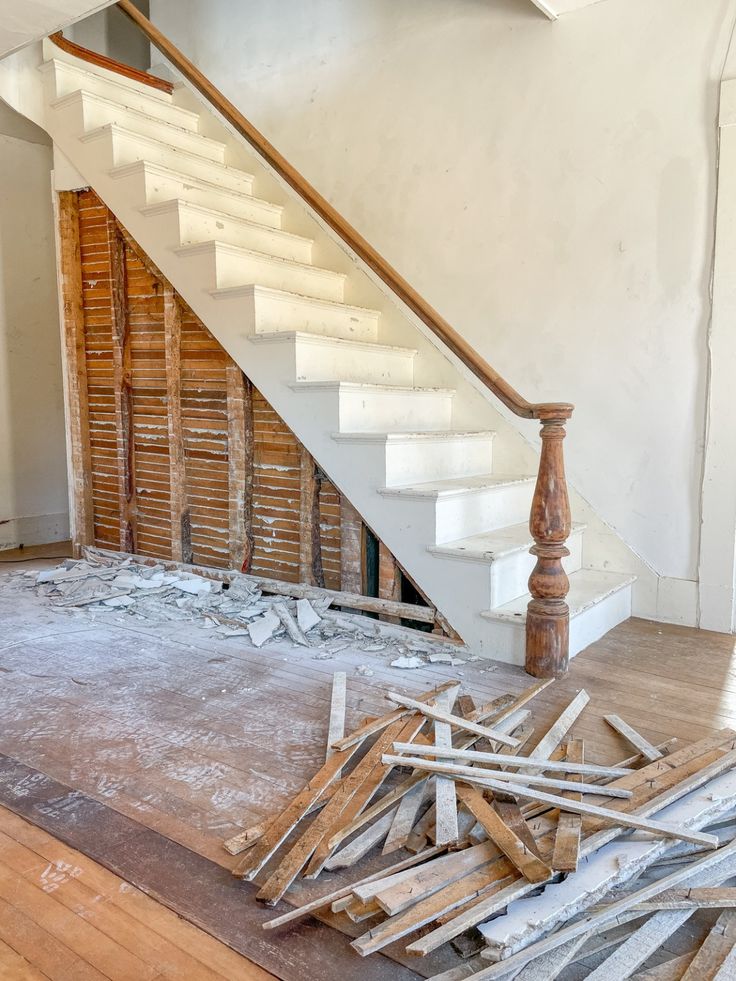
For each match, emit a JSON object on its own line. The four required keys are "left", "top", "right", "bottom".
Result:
{"left": 0, "top": 36, "right": 658, "bottom": 665}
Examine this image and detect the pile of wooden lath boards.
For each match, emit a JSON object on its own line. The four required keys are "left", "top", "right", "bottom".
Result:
{"left": 225, "top": 675, "right": 736, "bottom": 979}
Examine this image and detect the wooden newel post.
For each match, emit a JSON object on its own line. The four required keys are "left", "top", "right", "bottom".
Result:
{"left": 525, "top": 407, "right": 573, "bottom": 679}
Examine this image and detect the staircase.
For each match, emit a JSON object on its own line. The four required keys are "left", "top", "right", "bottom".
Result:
{"left": 1, "top": 28, "right": 640, "bottom": 669}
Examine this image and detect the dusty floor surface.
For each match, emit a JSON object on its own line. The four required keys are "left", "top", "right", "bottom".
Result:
{"left": 2, "top": 549, "right": 736, "bottom": 977}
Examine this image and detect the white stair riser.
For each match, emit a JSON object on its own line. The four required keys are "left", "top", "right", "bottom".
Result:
{"left": 112, "top": 164, "right": 277, "bottom": 227}
{"left": 146, "top": 205, "right": 311, "bottom": 263}
{"left": 333, "top": 435, "right": 495, "bottom": 487}
{"left": 289, "top": 339, "right": 415, "bottom": 385}
{"left": 480, "top": 582, "right": 633, "bottom": 665}
{"left": 52, "top": 92, "right": 224, "bottom": 161}
{"left": 42, "top": 60, "right": 195, "bottom": 128}
{"left": 213, "top": 288, "right": 380, "bottom": 342}
{"left": 82, "top": 127, "right": 237, "bottom": 190}
{"left": 488, "top": 529, "right": 584, "bottom": 608}
{"left": 384, "top": 436, "right": 495, "bottom": 487}
{"left": 382, "top": 480, "right": 534, "bottom": 545}
{"left": 335, "top": 389, "right": 453, "bottom": 433}
{"left": 179, "top": 246, "right": 345, "bottom": 302}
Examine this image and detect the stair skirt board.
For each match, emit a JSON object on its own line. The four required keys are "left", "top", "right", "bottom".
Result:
{"left": 37, "top": 46, "right": 637, "bottom": 664}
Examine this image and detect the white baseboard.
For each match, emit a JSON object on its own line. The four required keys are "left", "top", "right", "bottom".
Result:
{"left": 0, "top": 512, "right": 70, "bottom": 550}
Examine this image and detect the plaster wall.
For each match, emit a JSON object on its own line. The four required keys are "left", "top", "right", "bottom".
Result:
{"left": 0, "top": 112, "right": 69, "bottom": 548}
{"left": 148, "top": 0, "right": 736, "bottom": 588}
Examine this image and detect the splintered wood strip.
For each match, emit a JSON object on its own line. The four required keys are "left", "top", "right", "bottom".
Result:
{"left": 325, "top": 808, "right": 397, "bottom": 869}
{"left": 434, "top": 689, "right": 459, "bottom": 846}
{"left": 233, "top": 741, "right": 362, "bottom": 880}
{"left": 332, "top": 680, "right": 459, "bottom": 751}
{"left": 605, "top": 714, "right": 664, "bottom": 762}
{"left": 262, "top": 845, "right": 444, "bottom": 930}
{"left": 462, "top": 777, "right": 717, "bottom": 847}
{"left": 511, "top": 934, "right": 590, "bottom": 981}
{"left": 304, "top": 715, "right": 426, "bottom": 879}
{"left": 480, "top": 680, "right": 553, "bottom": 730}
{"left": 382, "top": 778, "right": 429, "bottom": 855}
{"left": 257, "top": 716, "right": 422, "bottom": 902}
{"left": 551, "top": 738, "right": 583, "bottom": 872}
{"left": 386, "top": 694, "right": 520, "bottom": 749}
{"left": 372, "top": 842, "right": 501, "bottom": 917}
{"left": 222, "top": 821, "right": 268, "bottom": 856}
{"left": 352, "top": 861, "right": 516, "bottom": 957}
{"left": 681, "top": 910, "right": 736, "bottom": 979}
{"left": 524, "top": 690, "right": 589, "bottom": 771}
{"left": 57, "top": 191, "right": 94, "bottom": 552}
{"left": 493, "top": 800, "right": 540, "bottom": 858}
{"left": 326, "top": 672, "right": 347, "bottom": 762}
{"left": 621, "top": 887, "right": 736, "bottom": 911}
{"left": 448, "top": 839, "right": 736, "bottom": 977}
{"left": 455, "top": 786, "right": 551, "bottom": 883}
{"left": 402, "top": 739, "right": 736, "bottom": 958}
{"left": 463, "top": 694, "right": 517, "bottom": 724}
{"left": 380, "top": 756, "right": 633, "bottom": 798}
{"left": 630, "top": 951, "right": 699, "bottom": 980}
{"left": 405, "top": 799, "right": 437, "bottom": 853}
{"left": 389, "top": 742, "right": 633, "bottom": 778}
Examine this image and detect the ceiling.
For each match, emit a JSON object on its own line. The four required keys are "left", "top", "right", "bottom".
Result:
{"left": 0, "top": 0, "right": 116, "bottom": 59}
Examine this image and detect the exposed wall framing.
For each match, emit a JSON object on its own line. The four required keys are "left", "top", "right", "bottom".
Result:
{"left": 59, "top": 190, "right": 437, "bottom": 626}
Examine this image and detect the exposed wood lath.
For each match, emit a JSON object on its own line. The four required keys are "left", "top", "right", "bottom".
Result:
{"left": 62, "top": 189, "right": 423, "bottom": 616}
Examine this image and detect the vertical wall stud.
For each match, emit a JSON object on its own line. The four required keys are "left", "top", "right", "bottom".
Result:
{"left": 164, "top": 285, "right": 190, "bottom": 562}
{"left": 340, "top": 497, "right": 364, "bottom": 594}
{"left": 56, "top": 191, "right": 94, "bottom": 556}
{"left": 227, "top": 362, "right": 253, "bottom": 572}
{"left": 299, "top": 448, "right": 325, "bottom": 587}
{"left": 108, "top": 217, "right": 135, "bottom": 553}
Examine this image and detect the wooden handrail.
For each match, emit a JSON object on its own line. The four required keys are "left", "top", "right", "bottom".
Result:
{"left": 115, "top": 0, "right": 571, "bottom": 424}
{"left": 49, "top": 31, "right": 173, "bottom": 94}
{"left": 74, "top": 2, "right": 574, "bottom": 677}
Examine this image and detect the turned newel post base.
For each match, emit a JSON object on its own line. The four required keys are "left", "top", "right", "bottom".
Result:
{"left": 525, "top": 410, "right": 573, "bottom": 679}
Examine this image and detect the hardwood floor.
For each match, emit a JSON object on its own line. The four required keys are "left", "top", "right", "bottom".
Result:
{"left": 0, "top": 553, "right": 735, "bottom": 977}
{"left": 0, "top": 805, "right": 273, "bottom": 980}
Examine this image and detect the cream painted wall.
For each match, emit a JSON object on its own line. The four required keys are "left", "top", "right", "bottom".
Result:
{"left": 148, "top": 0, "right": 736, "bottom": 585}
{"left": 0, "top": 111, "right": 69, "bottom": 548}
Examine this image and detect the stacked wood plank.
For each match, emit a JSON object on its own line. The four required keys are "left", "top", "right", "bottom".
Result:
{"left": 224, "top": 676, "right": 736, "bottom": 979}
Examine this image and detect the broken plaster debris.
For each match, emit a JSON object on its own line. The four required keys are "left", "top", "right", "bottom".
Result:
{"left": 13, "top": 555, "right": 463, "bottom": 668}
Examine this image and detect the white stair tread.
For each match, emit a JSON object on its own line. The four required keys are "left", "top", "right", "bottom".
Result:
{"left": 251, "top": 331, "right": 417, "bottom": 355}
{"left": 50, "top": 86, "right": 200, "bottom": 131}
{"left": 60, "top": 90, "right": 223, "bottom": 149}
{"left": 429, "top": 521, "right": 586, "bottom": 563}
{"left": 210, "top": 282, "right": 380, "bottom": 318}
{"left": 483, "top": 569, "right": 636, "bottom": 622}
{"left": 333, "top": 430, "right": 495, "bottom": 443}
{"left": 175, "top": 239, "right": 346, "bottom": 281}
{"left": 141, "top": 198, "right": 307, "bottom": 244}
{"left": 82, "top": 122, "right": 228, "bottom": 168}
{"left": 380, "top": 473, "right": 534, "bottom": 499}
{"left": 111, "top": 159, "right": 259, "bottom": 198}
